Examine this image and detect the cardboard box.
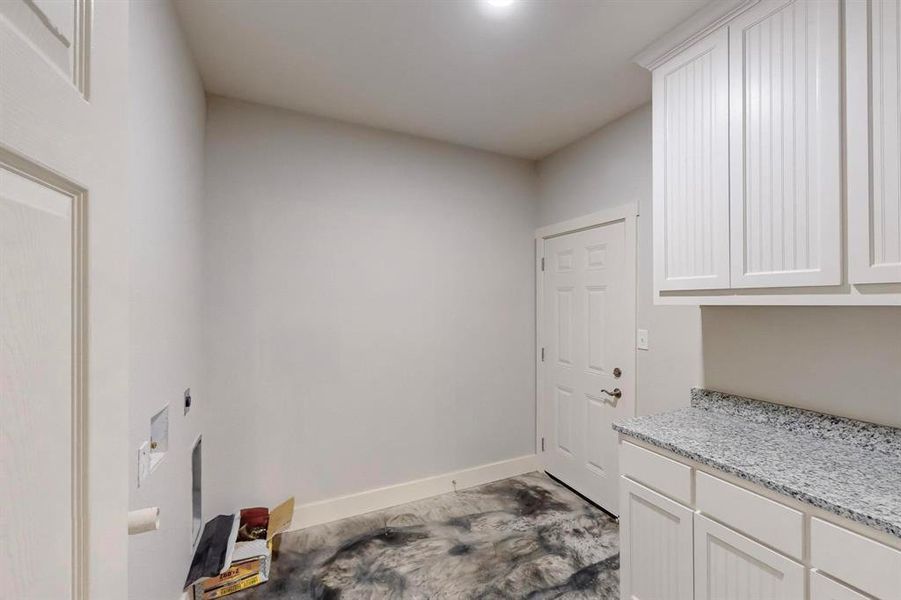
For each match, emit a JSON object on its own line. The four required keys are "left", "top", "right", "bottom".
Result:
{"left": 188, "top": 497, "right": 294, "bottom": 599}
{"left": 200, "top": 573, "right": 266, "bottom": 598}
{"left": 194, "top": 558, "right": 269, "bottom": 600}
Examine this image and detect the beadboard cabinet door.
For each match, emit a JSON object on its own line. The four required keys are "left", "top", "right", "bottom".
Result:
{"left": 847, "top": 0, "right": 901, "bottom": 284}
{"left": 694, "top": 514, "right": 805, "bottom": 600}
{"left": 619, "top": 477, "right": 694, "bottom": 600}
{"left": 652, "top": 28, "right": 731, "bottom": 292}
{"left": 728, "top": 0, "right": 842, "bottom": 288}
{"left": 809, "top": 571, "right": 871, "bottom": 600}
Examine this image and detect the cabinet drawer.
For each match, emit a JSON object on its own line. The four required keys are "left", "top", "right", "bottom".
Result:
{"left": 696, "top": 471, "right": 803, "bottom": 559}
{"left": 620, "top": 441, "right": 692, "bottom": 505}
{"left": 810, "top": 570, "right": 873, "bottom": 600}
{"left": 811, "top": 518, "right": 901, "bottom": 599}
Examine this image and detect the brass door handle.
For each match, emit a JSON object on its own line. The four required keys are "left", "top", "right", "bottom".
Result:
{"left": 601, "top": 388, "right": 622, "bottom": 399}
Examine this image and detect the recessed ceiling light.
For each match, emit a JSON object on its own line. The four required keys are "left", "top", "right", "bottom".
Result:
{"left": 478, "top": 0, "right": 518, "bottom": 18}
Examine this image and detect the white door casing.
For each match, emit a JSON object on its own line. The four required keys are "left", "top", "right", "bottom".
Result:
{"left": 0, "top": 1, "right": 129, "bottom": 598}
{"left": 729, "top": 0, "right": 842, "bottom": 288}
{"left": 847, "top": 0, "right": 901, "bottom": 285}
{"left": 536, "top": 207, "right": 637, "bottom": 514}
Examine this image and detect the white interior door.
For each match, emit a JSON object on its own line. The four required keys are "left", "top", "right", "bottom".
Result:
{"left": 539, "top": 217, "right": 635, "bottom": 514}
{"left": 0, "top": 1, "right": 129, "bottom": 598}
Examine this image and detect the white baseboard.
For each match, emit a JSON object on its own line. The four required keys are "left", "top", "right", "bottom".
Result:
{"left": 291, "top": 454, "right": 541, "bottom": 531}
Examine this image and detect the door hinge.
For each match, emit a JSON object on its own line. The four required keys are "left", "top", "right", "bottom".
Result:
{"left": 541, "top": 347, "right": 545, "bottom": 361}
{"left": 541, "top": 257, "right": 545, "bottom": 271}
{"left": 541, "top": 437, "right": 545, "bottom": 452}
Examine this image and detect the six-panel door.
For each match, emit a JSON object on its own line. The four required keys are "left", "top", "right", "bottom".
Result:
{"left": 542, "top": 221, "right": 633, "bottom": 514}
{"left": 728, "top": 0, "right": 842, "bottom": 288}
{"left": 0, "top": 0, "right": 130, "bottom": 597}
{"left": 652, "top": 28, "right": 731, "bottom": 292}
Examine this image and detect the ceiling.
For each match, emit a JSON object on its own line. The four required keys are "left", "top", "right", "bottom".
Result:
{"left": 175, "top": 0, "right": 708, "bottom": 159}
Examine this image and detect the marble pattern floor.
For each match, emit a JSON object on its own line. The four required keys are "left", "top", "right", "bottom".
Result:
{"left": 235, "top": 472, "right": 620, "bottom": 599}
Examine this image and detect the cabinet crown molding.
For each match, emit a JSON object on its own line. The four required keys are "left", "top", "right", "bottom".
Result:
{"left": 632, "top": 0, "right": 759, "bottom": 70}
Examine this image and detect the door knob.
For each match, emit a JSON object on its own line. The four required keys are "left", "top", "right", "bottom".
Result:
{"left": 601, "top": 388, "right": 622, "bottom": 399}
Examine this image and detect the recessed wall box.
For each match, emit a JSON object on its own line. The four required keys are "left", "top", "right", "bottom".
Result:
{"left": 149, "top": 405, "right": 169, "bottom": 472}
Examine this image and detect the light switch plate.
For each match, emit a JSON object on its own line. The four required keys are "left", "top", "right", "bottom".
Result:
{"left": 637, "top": 329, "right": 649, "bottom": 351}
{"left": 138, "top": 441, "right": 150, "bottom": 487}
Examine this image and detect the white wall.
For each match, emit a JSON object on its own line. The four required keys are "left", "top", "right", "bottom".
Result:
{"left": 702, "top": 307, "right": 901, "bottom": 427}
{"left": 537, "top": 104, "right": 703, "bottom": 416}
{"left": 128, "top": 2, "right": 206, "bottom": 599}
{"left": 202, "top": 97, "right": 538, "bottom": 515}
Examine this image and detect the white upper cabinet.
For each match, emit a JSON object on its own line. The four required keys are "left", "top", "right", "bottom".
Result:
{"left": 847, "top": 0, "right": 901, "bottom": 284}
{"left": 653, "top": 29, "right": 731, "bottom": 292}
{"left": 643, "top": 0, "right": 901, "bottom": 303}
{"left": 728, "top": 0, "right": 842, "bottom": 288}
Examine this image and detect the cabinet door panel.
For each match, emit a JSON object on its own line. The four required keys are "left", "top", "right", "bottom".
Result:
{"left": 694, "top": 514, "right": 804, "bottom": 600}
{"left": 729, "top": 0, "right": 842, "bottom": 288}
{"left": 810, "top": 571, "right": 872, "bottom": 600}
{"left": 811, "top": 517, "right": 901, "bottom": 600}
{"left": 653, "top": 28, "right": 730, "bottom": 291}
{"left": 848, "top": 0, "right": 901, "bottom": 284}
{"left": 619, "top": 477, "right": 693, "bottom": 600}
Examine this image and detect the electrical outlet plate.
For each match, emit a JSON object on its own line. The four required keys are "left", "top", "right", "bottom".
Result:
{"left": 637, "top": 329, "right": 649, "bottom": 351}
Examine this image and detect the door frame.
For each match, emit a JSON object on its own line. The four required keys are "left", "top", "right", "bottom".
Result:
{"left": 534, "top": 204, "right": 638, "bottom": 475}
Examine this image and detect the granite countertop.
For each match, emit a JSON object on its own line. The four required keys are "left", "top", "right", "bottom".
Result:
{"left": 613, "top": 389, "right": 901, "bottom": 540}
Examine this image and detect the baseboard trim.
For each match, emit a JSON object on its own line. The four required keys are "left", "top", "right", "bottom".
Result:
{"left": 291, "top": 454, "right": 541, "bottom": 531}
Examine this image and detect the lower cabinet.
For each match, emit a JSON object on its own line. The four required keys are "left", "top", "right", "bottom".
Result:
{"left": 618, "top": 439, "right": 900, "bottom": 600}
{"left": 619, "top": 476, "right": 693, "bottom": 600}
{"left": 810, "top": 571, "right": 872, "bottom": 600}
{"left": 810, "top": 517, "right": 901, "bottom": 599}
{"left": 693, "top": 514, "right": 805, "bottom": 600}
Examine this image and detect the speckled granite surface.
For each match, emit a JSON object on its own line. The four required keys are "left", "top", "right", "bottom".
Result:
{"left": 613, "top": 388, "right": 901, "bottom": 539}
